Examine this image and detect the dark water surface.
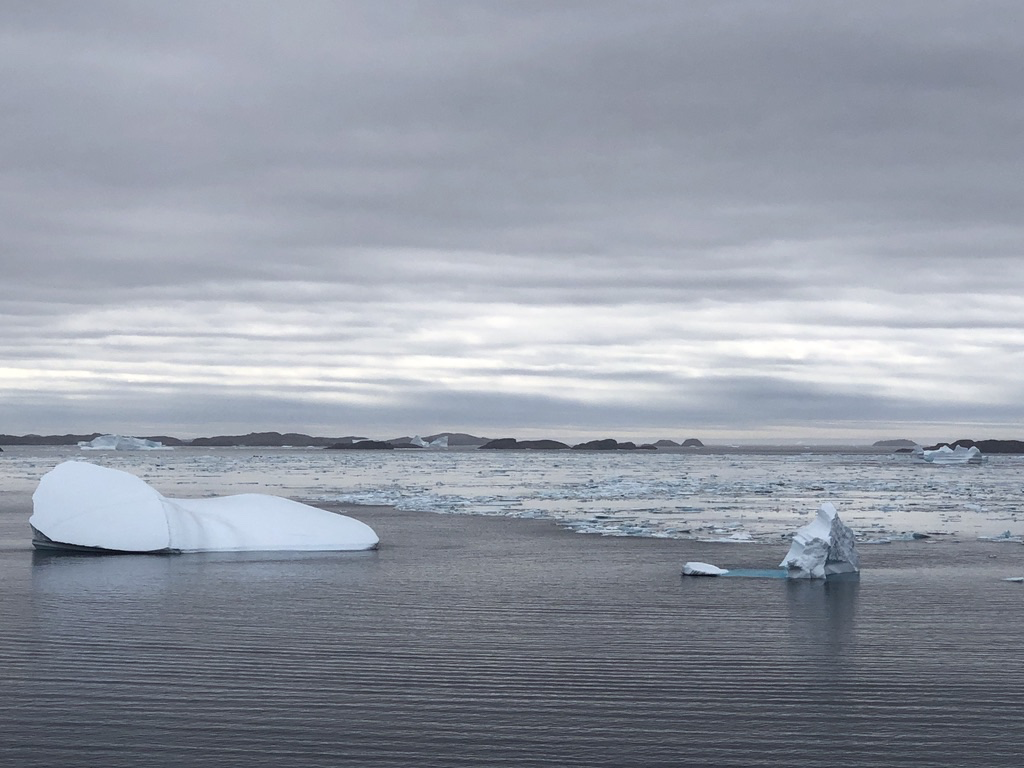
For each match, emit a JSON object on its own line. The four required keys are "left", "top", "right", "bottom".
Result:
{"left": 2, "top": 500, "right": 1023, "bottom": 767}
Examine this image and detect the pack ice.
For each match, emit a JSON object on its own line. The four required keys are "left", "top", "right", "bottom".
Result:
{"left": 780, "top": 502, "right": 860, "bottom": 579}
{"left": 30, "top": 461, "right": 379, "bottom": 553}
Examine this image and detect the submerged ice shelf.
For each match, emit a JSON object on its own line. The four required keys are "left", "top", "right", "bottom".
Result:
{"left": 30, "top": 461, "right": 379, "bottom": 553}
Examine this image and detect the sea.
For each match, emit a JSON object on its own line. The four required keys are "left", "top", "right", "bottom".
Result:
{"left": 2, "top": 445, "right": 1023, "bottom": 766}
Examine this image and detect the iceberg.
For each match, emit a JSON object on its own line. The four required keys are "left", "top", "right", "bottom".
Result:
{"left": 410, "top": 435, "right": 450, "bottom": 448}
{"left": 682, "top": 561, "right": 729, "bottom": 576}
{"left": 977, "top": 530, "right": 1023, "bottom": 543}
{"left": 913, "top": 445, "right": 982, "bottom": 464}
{"left": 78, "top": 434, "right": 171, "bottom": 451}
{"left": 30, "top": 461, "right": 379, "bottom": 553}
{"left": 780, "top": 502, "right": 860, "bottom": 580}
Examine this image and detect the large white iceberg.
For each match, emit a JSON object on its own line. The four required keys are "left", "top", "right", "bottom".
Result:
{"left": 78, "top": 434, "right": 171, "bottom": 451}
{"left": 31, "top": 461, "right": 379, "bottom": 553}
{"left": 913, "top": 445, "right": 982, "bottom": 464}
{"left": 780, "top": 502, "right": 860, "bottom": 579}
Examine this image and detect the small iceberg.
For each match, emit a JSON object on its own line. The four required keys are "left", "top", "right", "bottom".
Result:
{"left": 913, "top": 445, "right": 982, "bottom": 464}
{"left": 31, "top": 461, "right": 379, "bottom": 554}
{"left": 780, "top": 502, "right": 860, "bottom": 580}
{"left": 78, "top": 434, "right": 171, "bottom": 451}
{"left": 682, "top": 561, "right": 729, "bottom": 577}
{"left": 977, "top": 530, "right": 1023, "bottom": 543}
{"left": 410, "top": 435, "right": 449, "bottom": 448}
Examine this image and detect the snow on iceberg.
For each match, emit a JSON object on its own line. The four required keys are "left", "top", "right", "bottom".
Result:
{"left": 31, "top": 461, "right": 379, "bottom": 553}
{"left": 78, "top": 434, "right": 171, "bottom": 451}
{"left": 682, "top": 561, "right": 729, "bottom": 576}
{"left": 780, "top": 502, "right": 860, "bottom": 580}
{"left": 913, "top": 445, "right": 982, "bottom": 464}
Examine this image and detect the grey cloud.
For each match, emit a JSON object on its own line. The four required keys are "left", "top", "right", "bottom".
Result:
{"left": 3, "top": 1, "right": 1024, "bottom": 439}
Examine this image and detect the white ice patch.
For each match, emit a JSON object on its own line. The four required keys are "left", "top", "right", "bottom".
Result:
{"left": 682, "top": 561, "right": 729, "bottom": 576}
{"left": 31, "top": 461, "right": 378, "bottom": 553}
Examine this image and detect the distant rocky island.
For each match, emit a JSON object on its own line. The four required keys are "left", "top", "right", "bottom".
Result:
{"left": 0, "top": 431, "right": 707, "bottom": 450}
{"left": 0, "top": 431, "right": 489, "bottom": 448}
{"left": 10, "top": 432, "right": 1022, "bottom": 453}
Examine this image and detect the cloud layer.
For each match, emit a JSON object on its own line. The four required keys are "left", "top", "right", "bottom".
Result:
{"left": 3, "top": 1, "right": 1023, "bottom": 441}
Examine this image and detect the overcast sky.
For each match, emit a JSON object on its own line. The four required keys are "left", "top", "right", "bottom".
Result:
{"left": 3, "top": 1, "right": 1023, "bottom": 443}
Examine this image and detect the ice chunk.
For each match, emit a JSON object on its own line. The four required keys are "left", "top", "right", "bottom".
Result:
{"left": 780, "top": 502, "right": 860, "bottom": 579}
{"left": 682, "top": 561, "right": 729, "bottom": 576}
{"left": 913, "top": 445, "right": 982, "bottom": 464}
{"left": 977, "top": 530, "right": 1023, "bottom": 543}
{"left": 31, "top": 461, "right": 379, "bottom": 553}
{"left": 78, "top": 434, "right": 171, "bottom": 450}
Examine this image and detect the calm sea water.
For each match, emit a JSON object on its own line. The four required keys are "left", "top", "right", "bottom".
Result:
{"left": 2, "top": 447, "right": 1024, "bottom": 766}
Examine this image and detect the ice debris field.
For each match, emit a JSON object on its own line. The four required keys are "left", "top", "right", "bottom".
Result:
{"left": 4, "top": 445, "right": 1024, "bottom": 545}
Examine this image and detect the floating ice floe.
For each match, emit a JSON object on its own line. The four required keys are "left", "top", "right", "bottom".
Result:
{"left": 697, "top": 531, "right": 755, "bottom": 543}
{"left": 913, "top": 445, "right": 982, "bottom": 465}
{"left": 78, "top": 434, "right": 171, "bottom": 451}
{"left": 682, "top": 561, "right": 729, "bottom": 576}
{"left": 977, "top": 530, "right": 1023, "bottom": 543}
{"left": 780, "top": 502, "right": 860, "bottom": 579}
{"left": 31, "top": 461, "right": 379, "bottom": 553}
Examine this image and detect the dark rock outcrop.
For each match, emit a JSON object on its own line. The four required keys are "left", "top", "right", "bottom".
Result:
{"left": 0, "top": 433, "right": 103, "bottom": 446}
{"left": 479, "top": 438, "right": 569, "bottom": 450}
{"left": 479, "top": 438, "right": 522, "bottom": 450}
{"left": 192, "top": 432, "right": 358, "bottom": 447}
{"left": 518, "top": 439, "right": 570, "bottom": 450}
{"left": 681, "top": 438, "right": 704, "bottom": 447}
{"left": 873, "top": 439, "right": 918, "bottom": 447}
{"left": 572, "top": 439, "right": 640, "bottom": 451}
{"left": 325, "top": 440, "right": 394, "bottom": 450}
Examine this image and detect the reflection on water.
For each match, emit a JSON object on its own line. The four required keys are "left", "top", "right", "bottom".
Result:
{"left": 784, "top": 578, "right": 859, "bottom": 652}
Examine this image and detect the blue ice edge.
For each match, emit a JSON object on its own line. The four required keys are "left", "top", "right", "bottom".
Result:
{"left": 720, "top": 568, "right": 789, "bottom": 579}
